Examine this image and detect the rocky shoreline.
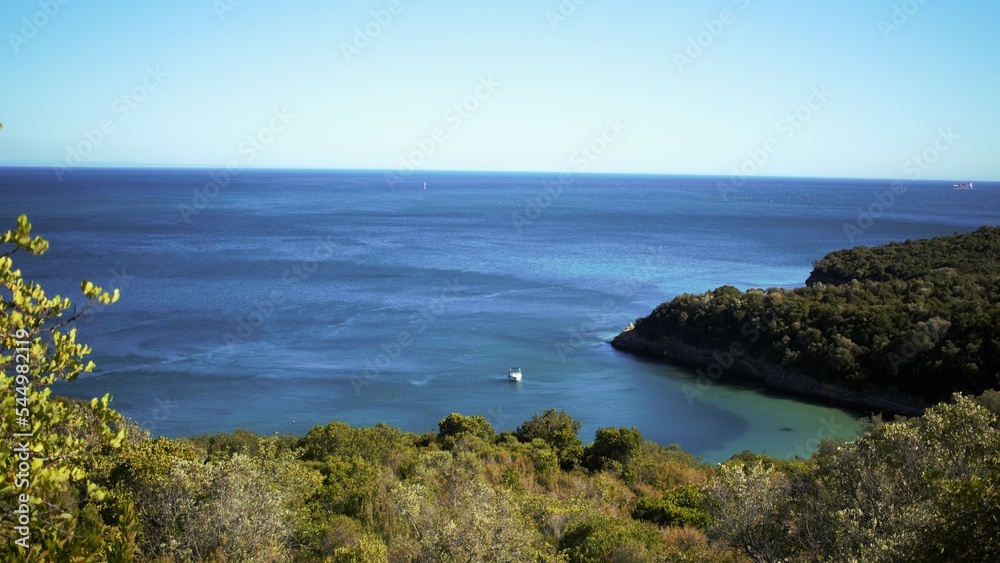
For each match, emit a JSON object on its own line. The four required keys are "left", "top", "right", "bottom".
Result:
{"left": 610, "top": 326, "right": 925, "bottom": 417}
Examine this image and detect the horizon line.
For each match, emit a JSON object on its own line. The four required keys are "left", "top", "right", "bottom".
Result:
{"left": 0, "top": 163, "right": 992, "bottom": 184}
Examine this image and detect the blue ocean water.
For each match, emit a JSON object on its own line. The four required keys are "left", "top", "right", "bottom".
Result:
{"left": 2, "top": 168, "right": 996, "bottom": 462}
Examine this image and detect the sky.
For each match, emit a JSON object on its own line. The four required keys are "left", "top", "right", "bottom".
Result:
{"left": 1, "top": 0, "right": 998, "bottom": 180}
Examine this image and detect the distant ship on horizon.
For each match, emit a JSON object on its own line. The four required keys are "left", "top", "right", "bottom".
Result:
{"left": 952, "top": 181, "right": 974, "bottom": 190}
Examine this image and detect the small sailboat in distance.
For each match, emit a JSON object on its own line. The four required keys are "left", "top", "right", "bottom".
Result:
{"left": 423, "top": 181, "right": 426, "bottom": 190}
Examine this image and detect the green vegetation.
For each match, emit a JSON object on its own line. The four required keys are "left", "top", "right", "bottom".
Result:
{"left": 4, "top": 217, "right": 1000, "bottom": 561}
{"left": 515, "top": 409, "right": 584, "bottom": 470}
{"left": 1, "top": 215, "right": 127, "bottom": 560}
{"left": 622, "top": 226, "right": 1000, "bottom": 405}
{"left": 11, "top": 396, "right": 1000, "bottom": 562}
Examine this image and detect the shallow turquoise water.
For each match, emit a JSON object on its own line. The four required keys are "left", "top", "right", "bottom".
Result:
{"left": 3, "top": 169, "right": 996, "bottom": 462}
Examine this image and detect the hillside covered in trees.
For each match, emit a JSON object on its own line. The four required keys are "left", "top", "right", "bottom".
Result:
{"left": 8, "top": 395, "right": 1000, "bottom": 561}
{"left": 4, "top": 216, "right": 1000, "bottom": 561}
{"left": 614, "top": 226, "right": 1000, "bottom": 409}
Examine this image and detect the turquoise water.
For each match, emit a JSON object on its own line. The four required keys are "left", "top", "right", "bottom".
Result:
{"left": 3, "top": 168, "right": 996, "bottom": 462}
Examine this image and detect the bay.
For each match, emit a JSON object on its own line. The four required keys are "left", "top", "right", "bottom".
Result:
{"left": 2, "top": 168, "right": 996, "bottom": 462}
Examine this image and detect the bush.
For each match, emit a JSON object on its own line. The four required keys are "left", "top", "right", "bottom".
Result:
{"left": 633, "top": 485, "right": 713, "bottom": 529}
{"left": 559, "top": 513, "right": 666, "bottom": 563}
{"left": 515, "top": 409, "right": 584, "bottom": 470}
{"left": 437, "top": 413, "right": 495, "bottom": 450}
{"left": 582, "top": 427, "right": 643, "bottom": 474}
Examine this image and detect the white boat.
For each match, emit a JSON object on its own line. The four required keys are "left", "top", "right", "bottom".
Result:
{"left": 507, "top": 368, "right": 522, "bottom": 382}
{"left": 952, "top": 181, "right": 973, "bottom": 190}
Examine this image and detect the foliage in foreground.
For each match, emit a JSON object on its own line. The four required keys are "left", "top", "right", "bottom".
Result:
{"left": 710, "top": 394, "right": 1000, "bottom": 562}
{"left": 1, "top": 215, "right": 125, "bottom": 560}
{"left": 4, "top": 216, "right": 1000, "bottom": 561}
{"left": 6, "top": 393, "right": 997, "bottom": 562}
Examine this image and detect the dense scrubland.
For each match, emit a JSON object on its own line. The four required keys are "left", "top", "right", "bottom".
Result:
{"left": 4, "top": 217, "right": 999, "bottom": 561}
{"left": 8, "top": 394, "right": 1000, "bottom": 562}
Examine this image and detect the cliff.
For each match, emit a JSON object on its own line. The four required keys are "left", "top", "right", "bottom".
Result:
{"left": 610, "top": 327, "right": 925, "bottom": 416}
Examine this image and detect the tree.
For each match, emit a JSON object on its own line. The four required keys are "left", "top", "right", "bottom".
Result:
{"left": 515, "top": 409, "right": 583, "bottom": 470}
{"left": 582, "top": 427, "right": 643, "bottom": 474}
{"left": 436, "top": 413, "right": 495, "bottom": 450}
{"left": 974, "top": 388, "right": 1000, "bottom": 421}
{"left": 708, "top": 461, "right": 793, "bottom": 563}
{"left": 299, "top": 420, "right": 413, "bottom": 466}
{"left": 123, "top": 439, "right": 322, "bottom": 561}
{"left": 390, "top": 451, "right": 548, "bottom": 562}
{"left": 619, "top": 227, "right": 1000, "bottom": 405}
{"left": 310, "top": 454, "right": 395, "bottom": 529}
{"left": 791, "top": 394, "right": 1000, "bottom": 561}
{"left": 1, "top": 215, "right": 126, "bottom": 560}
{"left": 923, "top": 453, "right": 1000, "bottom": 561}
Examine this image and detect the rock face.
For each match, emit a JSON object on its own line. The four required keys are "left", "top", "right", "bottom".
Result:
{"left": 610, "top": 326, "right": 925, "bottom": 417}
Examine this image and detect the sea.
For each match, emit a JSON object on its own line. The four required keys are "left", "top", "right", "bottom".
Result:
{"left": 2, "top": 168, "right": 996, "bottom": 463}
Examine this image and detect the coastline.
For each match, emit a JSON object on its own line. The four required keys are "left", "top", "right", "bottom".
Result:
{"left": 610, "top": 326, "right": 926, "bottom": 417}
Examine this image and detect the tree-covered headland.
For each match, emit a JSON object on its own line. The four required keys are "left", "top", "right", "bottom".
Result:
{"left": 615, "top": 226, "right": 1000, "bottom": 410}
{"left": 3, "top": 217, "right": 999, "bottom": 561}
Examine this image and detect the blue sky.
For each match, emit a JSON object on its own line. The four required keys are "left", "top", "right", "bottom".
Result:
{"left": 1, "top": 0, "right": 998, "bottom": 179}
